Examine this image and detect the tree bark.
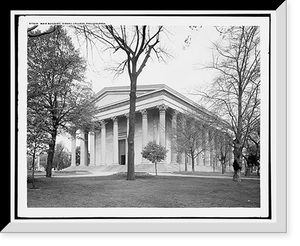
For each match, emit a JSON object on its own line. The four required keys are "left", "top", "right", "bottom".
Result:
{"left": 191, "top": 150, "right": 195, "bottom": 172}
{"left": 31, "top": 149, "right": 36, "bottom": 188}
{"left": 155, "top": 161, "right": 158, "bottom": 176}
{"left": 126, "top": 71, "right": 137, "bottom": 181}
{"left": 46, "top": 131, "right": 57, "bottom": 177}
{"left": 184, "top": 152, "right": 188, "bottom": 172}
{"left": 222, "top": 163, "right": 226, "bottom": 174}
{"left": 233, "top": 84, "right": 243, "bottom": 180}
{"left": 245, "top": 165, "right": 250, "bottom": 176}
{"left": 233, "top": 141, "right": 243, "bottom": 182}
{"left": 233, "top": 149, "right": 243, "bottom": 181}
{"left": 233, "top": 169, "right": 241, "bottom": 182}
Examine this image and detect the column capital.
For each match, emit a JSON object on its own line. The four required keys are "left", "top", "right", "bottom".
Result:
{"left": 111, "top": 116, "right": 118, "bottom": 122}
{"left": 157, "top": 104, "right": 168, "bottom": 112}
{"left": 172, "top": 109, "right": 179, "bottom": 117}
{"left": 140, "top": 108, "right": 148, "bottom": 116}
{"left": 99, "top": 120, "right": 107, "bottom": 128}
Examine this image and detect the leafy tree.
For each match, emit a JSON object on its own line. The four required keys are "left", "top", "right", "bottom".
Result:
{"left": 73, "top": 25, "right": 170, "bottom": 180}
{"left": 141, "top": 141, "right": 168, "bottom": 176}
{"left": 27, "top": 108, "right": 49, "bottom": 188}
{"left": 27, "top": 25, "right": 96, "bottom": 177}
{"left": 27, "top": 25, "right": 56, "bottom": 38}
{"left": 53, "top": 142, "right": 71, "bottom": 170}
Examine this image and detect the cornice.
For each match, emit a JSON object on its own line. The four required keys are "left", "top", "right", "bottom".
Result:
{"left": 92, "top": 84, "right": 226, "bottom": 127}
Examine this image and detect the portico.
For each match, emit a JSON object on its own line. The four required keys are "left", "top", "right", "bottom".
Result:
{"left": 70, "top": 84, "right": 233, "bottom": 170}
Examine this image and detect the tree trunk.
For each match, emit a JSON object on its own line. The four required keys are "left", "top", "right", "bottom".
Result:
{"left": 245, "top": 165, "right": 250, "bottom": 176}
{"left": 191, "top": 151, "right": 195, "bottom": 172}
{"left": 155, "top": 161, "right": 157, "bottom": 176}
{"left": 233, "top": 169, "right": 241, "bottom": 182}
{"left": 184, "top": 152, "right": 188, "bottom": 171}
{"left": 126, "top": 72, "right": 137, "bottom": 181}
{"left": 233, "top": 82, "right": 244, "bottom": 181}
{"left": 46, "top": 131, "right": 57, "bottom": 177}
{"left": 222, "top": 162, "right": 226, "bottom": 174}
{"left": 46, "top": 143, "right": 55, "bottom": 177}
{"left": 31, "top": 149, "right": 36, "bottom": 188}
{"left": 232, "top": 145, "right": 243, "bottom": 182}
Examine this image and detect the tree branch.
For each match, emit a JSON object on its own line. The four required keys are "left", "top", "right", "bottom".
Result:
{"left": 28, "top": 26, "right": 57, "bottom": 38}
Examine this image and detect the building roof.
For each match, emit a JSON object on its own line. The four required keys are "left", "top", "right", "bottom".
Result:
{"left": 91, "top": 84, "right": 226, "bottom": 127}
{"left": 93, "top": 84, "right": 209, "bottom": 113}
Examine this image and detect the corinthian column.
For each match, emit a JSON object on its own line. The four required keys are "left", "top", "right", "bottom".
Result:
{"left": 140, "top": 109, "right": 149, "bottom": 164}
{"left": 203, "top": 129, "right": 209, "bottom": 166}
{"left": 71, "top": 131, "right": 76, "bottom": 166}
{"left": 89, "top": 131, "right": 96, "bottom": 166}
{"left": 100, "top": 120, "right": 107, "bottom": 165}
{"left": 111, "top": 117, "right": 119, "bottom": 165}
{"left": 124, "top": 113, "right": 130, "bottom": 166}
{"left": 157, "top": 104, "right": 168, "bottom": 147}
{"left": 170, "top": 110, "right": 178, "bottom": 164}
{"left": 80, "top": 130, "right": 88, "bottom": 166}
{"left": 140, "top": 109, "right": 148, "bottom": 147}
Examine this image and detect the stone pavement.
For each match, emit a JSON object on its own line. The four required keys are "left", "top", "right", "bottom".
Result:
{"left": 62, "top": 163, "right": 232, "bottom": 174}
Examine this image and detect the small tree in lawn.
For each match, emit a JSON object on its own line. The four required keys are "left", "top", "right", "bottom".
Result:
{"left": 141, "top": 141, "right": 168, "bottom": 176}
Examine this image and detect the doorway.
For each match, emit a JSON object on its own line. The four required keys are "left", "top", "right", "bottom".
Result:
{"left": 118, "top": 139, "right": 126, "bottom": 165}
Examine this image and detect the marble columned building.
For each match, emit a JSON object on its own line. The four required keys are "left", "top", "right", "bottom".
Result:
{"left": 69, "top": 84, "right": 232, "bottom": 169}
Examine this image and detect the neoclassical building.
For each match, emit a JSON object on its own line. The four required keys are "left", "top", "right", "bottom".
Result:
{"left": 69, "top": 84, "right": 233, "bottom": 170}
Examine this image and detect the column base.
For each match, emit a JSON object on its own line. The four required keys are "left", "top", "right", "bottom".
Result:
{"left": 141, "top": 159, "right": 151, "bottom": 164}
{"left": 159, "top": 161, "right": 167, "bottom": 165}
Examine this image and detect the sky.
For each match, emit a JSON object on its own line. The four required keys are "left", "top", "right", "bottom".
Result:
{"left": 54, "top": 25, "right": 222, "bottom": 151}
{"left": 68, "top": 25, "right": 220, "bottom": 98}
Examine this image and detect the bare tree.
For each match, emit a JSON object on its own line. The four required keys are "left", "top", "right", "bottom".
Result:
{"left": 171, "top": 112, "right": 217, "bottom": 172}
{"left": 194, "top": 26, "right": 260, "bottom": 180}
{"left": 243, "top": 118, "right": 260, "bottom": 176}
{"left": 73, "top": 25, "right": 170, "bottom": 180}
{"left": 212, "top": 132, "right": 231, "bottom": 174}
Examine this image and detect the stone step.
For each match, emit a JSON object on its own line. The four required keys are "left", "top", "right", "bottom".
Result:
{"left": 62, "top": 164, "right": 230, "bottom": 174}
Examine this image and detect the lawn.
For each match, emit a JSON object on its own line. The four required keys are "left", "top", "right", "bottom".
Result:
{"left": 27, "top": 173, "right": 260, "bottom": 208}
{"left": 173, "top": 171, "right": 260, "bottom": 179}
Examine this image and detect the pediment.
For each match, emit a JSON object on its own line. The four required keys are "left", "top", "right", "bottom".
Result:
{"left": 93, "top": 84, "right": 165, "bottom": 108}
{"left": 95, "top": 91, "right": 129, "bottom": 108}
